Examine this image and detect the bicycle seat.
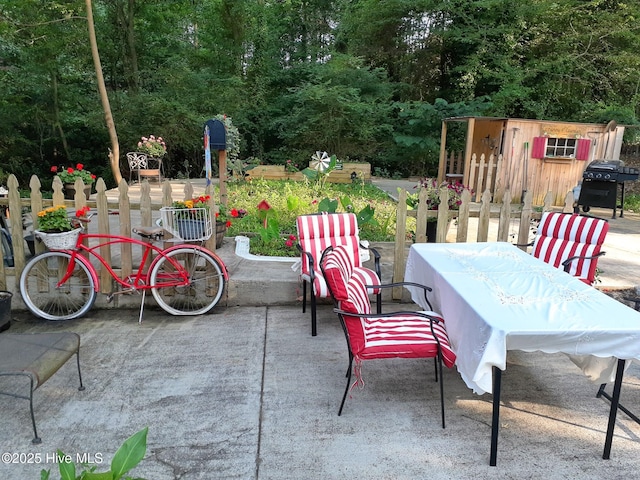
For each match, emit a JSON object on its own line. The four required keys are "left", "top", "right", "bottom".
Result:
{"left": 132, "top": 226, "right": 165, "bottom": 240}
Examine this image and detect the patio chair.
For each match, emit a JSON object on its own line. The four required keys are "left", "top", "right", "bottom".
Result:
{"left": 296, "top": 213, "right": 381, "bottom": 336}
{"left": 523, "top": 211, "right": 609, "bottom": 285}
{"left": 320, "top": 245, "right": 456, "bottom": 427}
{"left": 127, "top": 152, "right": 162, "bottom": 183}
{"left": 0, "top": 332, "right": 84, "bottom": 443}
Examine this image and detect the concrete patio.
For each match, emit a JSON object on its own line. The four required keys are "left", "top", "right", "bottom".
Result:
{"left": 2, "top": 303, "right": 640, "bottom": 479}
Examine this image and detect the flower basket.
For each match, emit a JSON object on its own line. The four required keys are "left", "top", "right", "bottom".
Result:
{"left": 160, "top": 207, "right": 213, "bottom": 241}
{"left": 35, "top": 228, "right": 81, "bottom": 250}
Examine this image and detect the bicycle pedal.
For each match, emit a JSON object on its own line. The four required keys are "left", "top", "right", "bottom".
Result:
{"left": 106, "top": 293, "right": 115, "bottom": 304}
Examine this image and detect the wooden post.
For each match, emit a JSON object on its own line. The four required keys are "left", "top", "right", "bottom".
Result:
{"left": 219, "top": 149, "right": 227, "bottom": 207}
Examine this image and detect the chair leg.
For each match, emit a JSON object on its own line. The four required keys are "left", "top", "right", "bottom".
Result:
{"left": 302, "top": 280, "right": 307, "bottom": 313}
{"left": 28, "top": 377, "right": 41, "bottom": 444}
{"left": 310, "top": 289, "right": 317, "bottom": 337}
{"left": 433, "top": 357, "right": 439, "bottom": 382}
{"left": 76, "top": 350, "right": 85, "bottom": 392}
{"left": 375, "top": 291, "right": 382, "bottom": 314}
{"left": 339, "top": 354, "right": 354, "bottom": 416}
{"left": 437, "top": 353, "right": 445, "bottom": 429}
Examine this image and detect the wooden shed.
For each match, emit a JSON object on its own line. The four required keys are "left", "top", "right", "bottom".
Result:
{"left": 437, "top": 117, "right": 625, "bottom": 206}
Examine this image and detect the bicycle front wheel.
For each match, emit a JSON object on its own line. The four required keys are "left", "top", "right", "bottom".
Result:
{"left": 150, "top": 247, "right": 225, "bottom": 315}
{"left": 20, "top": 251, "right": 97, "bottom": 321}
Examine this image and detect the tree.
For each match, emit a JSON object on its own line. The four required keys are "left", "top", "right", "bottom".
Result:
{"left": 85, "top": 0, "right": 121, "bottom": 183}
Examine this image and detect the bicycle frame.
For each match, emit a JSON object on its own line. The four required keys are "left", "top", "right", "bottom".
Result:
{"left": 52, "top": 230, "right": 228, "bottom": 293}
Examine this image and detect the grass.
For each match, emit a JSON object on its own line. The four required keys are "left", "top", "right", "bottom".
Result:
{"left": 221, "top": 178, "right": 398, "bottom": 257}
{"left": 625, "top": 193, "right": 640, "bottom": 213}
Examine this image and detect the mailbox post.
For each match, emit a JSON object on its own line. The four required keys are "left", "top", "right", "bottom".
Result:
{"left": 204, "top": 118, "right": 227, "bottom": 206}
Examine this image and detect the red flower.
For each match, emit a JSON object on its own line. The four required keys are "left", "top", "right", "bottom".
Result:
{"left": 230, "top": 208, "right": 239, "bottom": 218}
{"left": 76, "top": 163, "right": 84, "bottom": 170}
{"left": 289, "top": 234, "right": 296, "bottom": 241}
{"left": 225, "top": 220, "right": 232, "bottom": 228}
{"left": 90, "top": 174, "right": 97, "bottom": 179}
{"left": 215, "top": 212, "right": 220, "bottom": 218}
{"left": 50, "top": 166, "right": 58, "bottom": 173}
{"left": 257, "top": 200, "right": 271, "bottom": 211}
{"left": 76, "top": 206, "right": 90, "bottom": 217}
{"left": 67, "top": 167, "right": 74, "bottom": 174}
{"left": 285, "top": 239, "right": 294, "bottom": 248}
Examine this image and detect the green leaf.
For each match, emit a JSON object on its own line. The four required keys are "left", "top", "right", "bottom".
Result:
{"left": 57, "top": 450, "right": 75, "bottom": 480}
{"left": 110, "top": 427, "right": 148, "bottom": 480}
{"left": 40, "top": 469, "right": 50, "bottom": 480}
{"left": 301, "top": 168, "right": 319, "bottom": 181}
{"left": 339, "top": 197, "right": 353, "bottom": 212}
{"left": 317, "top": 198, "right": 338, "bottom": 213}
{"left": 286, "top": 195, "right": 299, "bottom": 211}
{"left": 357, "top": 204, "right": 376, "bottom": 225}
{"left": 328, "top": 155, "right": 337, "bottom": 171}
{"left": 83, "top": 472, "right": 113, "bottom": 480}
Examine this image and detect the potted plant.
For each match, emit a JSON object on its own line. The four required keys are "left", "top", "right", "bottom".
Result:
{"left": 51, "top": 164, "right": 96, "bottom": 200}
{"left": 34, "top": 205, "right": 90, "bottom": 250}
{"left": 137, "top": 135, "right": 167, "bottom": 158}
{"left": 407, "top": 178, "right": 472, "bottom": 242}
{"left": 214, "top": 204, "right": 245, "bottom": 247}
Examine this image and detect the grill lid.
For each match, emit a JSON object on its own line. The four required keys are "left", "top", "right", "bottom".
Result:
{"left": 585, "top": 159, "right": 625, "bottom": 171}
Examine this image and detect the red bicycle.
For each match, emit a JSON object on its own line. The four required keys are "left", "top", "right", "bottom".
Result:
{"left": 19, "top": 207, "right": 228, "bottom": 322}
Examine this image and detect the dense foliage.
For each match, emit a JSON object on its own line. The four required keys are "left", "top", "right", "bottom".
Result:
{"left": 1, "top": 0, "right": 639, "bottom": 189}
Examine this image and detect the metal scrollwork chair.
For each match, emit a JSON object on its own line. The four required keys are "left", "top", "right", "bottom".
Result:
{"left": 127, "top": 152, "right": 162, "bottom": 184}
{"left": 320, "top": 245, "right": 457, "bottom": 427}
{"left": 296, "top": 213, "right": 381, "bottom": 336}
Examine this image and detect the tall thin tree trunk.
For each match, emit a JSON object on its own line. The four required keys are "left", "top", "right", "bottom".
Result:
{"left": 85, "top": 0, "right": 122, "bottom": 184}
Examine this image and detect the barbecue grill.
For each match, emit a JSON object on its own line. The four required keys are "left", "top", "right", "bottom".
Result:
{"left": 576, "top": 159, "right": 639, "bottom": 218}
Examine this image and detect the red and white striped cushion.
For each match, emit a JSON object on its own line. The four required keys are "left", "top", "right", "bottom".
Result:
{"left": 321, "top": 243, "right": 355, "bottom": 300}
{"left": 297, "top": 213, "right": 362, "bottom": 277}
{"left": 349, "top": 313, "right": 456, "bottom": 368}
{"left": 531, "top": 212, "right": 608, "bottom": 284}
{"left": 298, "top": 213, "right": 380, "bottom": 296}
{"left": 322, "top": 247, "right": 456, "bottom": 368}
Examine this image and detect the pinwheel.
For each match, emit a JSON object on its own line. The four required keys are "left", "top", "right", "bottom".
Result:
{"left": 310, "top": 151, "right": 330, "bottom": 172}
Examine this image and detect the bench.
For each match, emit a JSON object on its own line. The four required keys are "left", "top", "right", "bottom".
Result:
{"left": 0, "top": 332, "right": 84, "bottom": 443}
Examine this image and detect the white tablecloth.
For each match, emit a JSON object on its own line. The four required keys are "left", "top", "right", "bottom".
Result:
{"left": 405, "top": 242, "right": 640, "bottom": 394}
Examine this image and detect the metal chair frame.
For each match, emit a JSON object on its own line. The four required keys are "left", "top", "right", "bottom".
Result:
{"left": 320, "top": 246, "right": 455, "bottom": 427}
{"left": 127, "top": 152, "right": 162, "bottom": 183}
{"left": 296, "top": 213, "right": 381, "bottom": 336}
{"left": 0, "top": 333, "right": 85, "bottom": 443}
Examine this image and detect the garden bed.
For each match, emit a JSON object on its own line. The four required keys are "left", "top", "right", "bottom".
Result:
{"left": 245, "top": 163, "right": 371, "bottom": 183}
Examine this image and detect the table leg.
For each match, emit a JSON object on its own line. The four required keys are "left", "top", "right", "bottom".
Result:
{"left": 490, "top": 366, "right": 502, "bottom": 466}
{"left": 603, "top": 358, "right": 625, "bottom": 460}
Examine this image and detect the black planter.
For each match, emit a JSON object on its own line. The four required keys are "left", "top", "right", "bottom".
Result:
{"left": 0, "top": 290, "right": 12, "bottom": 332}
{"left": 64, "top": 183, "right": 91, "bottom": 200}
{"left": 426, "top": 221, "right": 438, "bottom": 243}
{"left": 426, "top": 219, "right": 452, "bottom": 243}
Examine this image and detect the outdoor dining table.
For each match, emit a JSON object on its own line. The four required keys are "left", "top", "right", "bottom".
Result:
{"left": 404, "top": 241, "right": 640, "bottom": 466}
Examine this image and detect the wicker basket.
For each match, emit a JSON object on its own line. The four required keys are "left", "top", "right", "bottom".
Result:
{"left": 35, "top": 228, "right": 81, "bottom": 250}
{"left": 159, "top": 207, "right": 213, "bottom": 241}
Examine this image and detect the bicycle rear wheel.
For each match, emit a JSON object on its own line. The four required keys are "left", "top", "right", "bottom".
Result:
{"left": 20, "top": 251, "right": 96, "bottom": 321}
{"left": 150, "top": 247, "right": 225, "bottom": 315}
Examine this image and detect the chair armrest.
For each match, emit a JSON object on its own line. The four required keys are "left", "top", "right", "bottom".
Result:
{"left": 360, "top": 243, "right": 381, "bottom": 280}
{"left": 297, "top": 244, "right": 318, "bottom": 281}
{"left": 333, "top": 308, "right": 443, "bottom": 325}
{"left": 561, "top": 251, "right": 606, "bottom": 272}
{"left": 515, "top": 242, "right": 533, "bottom": 248}
{"left": 365, "top": 281, "right": 433, "bottom": 311}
